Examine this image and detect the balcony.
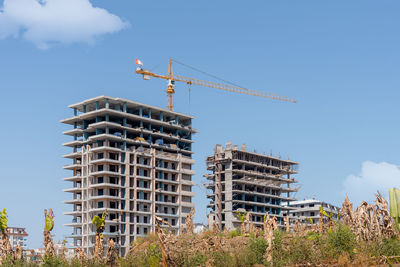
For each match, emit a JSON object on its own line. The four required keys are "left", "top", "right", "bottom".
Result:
{"left": 89, "top": 195, "right": 121, "bottom": 201}
{"left": 63, "top": 163, "right": 82, "bottom": 170}
{"left": 63, "top": 140, "right": 84, "bottom": 147}
{"left": 64, "top": 175, "right": 82, "bottom": 181}
{"left": 64, "top": 187, "right": 82, "bottom": 193}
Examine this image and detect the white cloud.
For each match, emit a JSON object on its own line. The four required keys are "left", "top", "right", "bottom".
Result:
{"left": 0, "top": 0, "right": 128, "bottom": 49}
{"left": 343, "top": 161, "right": 400, "bottom": 205}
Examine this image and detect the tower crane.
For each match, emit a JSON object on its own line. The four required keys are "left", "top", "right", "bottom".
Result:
{"left": 135, "top": 58, "right": 296, "bottom": 111}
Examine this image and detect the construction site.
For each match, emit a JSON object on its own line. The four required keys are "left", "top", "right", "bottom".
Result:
{"left": 60, "top": 59, "right": 300, "bottom": 257}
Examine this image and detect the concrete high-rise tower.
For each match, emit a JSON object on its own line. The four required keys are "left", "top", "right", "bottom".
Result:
{"left": 205, "top": 143, "right": 298, "bottom": 230}
{"left": 62, "top": 96, "right": 196, "bottom": 256}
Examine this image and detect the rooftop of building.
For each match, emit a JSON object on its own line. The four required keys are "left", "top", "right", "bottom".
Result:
{"left": 68, "top": 95, "right": 194, "bottom": 120}
{"left": 6, "top": 227, "right": 28, "bottom": 236}
{"left": 283, "top": 199, "right": 340, "bottom": 209}
{"left": 210, "top": 142, "right": 299, "bottom": 165}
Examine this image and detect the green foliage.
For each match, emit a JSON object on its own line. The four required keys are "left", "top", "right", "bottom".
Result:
{"left": 228, "top": 229, "right": 240, "bottom": 238}
{"left": 327, "top": 224, "right": 356, "bottom": 257}
{"left": 92, "top": 210, "right": 107, "bottom": 232}
{"left": 44, "top": 216, "right": 54, "bottom": 232}
{"left": 320, "top": 206, "right": 328, "bottom": 217}
{"left": 211, "top": 251, "right": 234, "bottom": 267}
{"left": 0, "top": 208, "right": 8, "bottom": 234}
{"left": 120, "top": 243, "right": 162, "bottom": 267}
{"left": 176, "top": 252, "right": 208, "bottom": 267}
{"left": 236, "top": 210, "right": 247, "bottom": 223}
{"left": 245, "top": 237, "right": 267, "bottom": 265}
{"left": 389, "top": 188, "right": 400, "bottom": 231}
{"left": 42, "top": 255, "right": 69, "bottom": 267}
{"left": 377, "top": 237, "right": 400, "bottom": 257}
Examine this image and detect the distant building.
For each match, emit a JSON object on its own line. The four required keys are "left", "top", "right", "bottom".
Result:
{"left": 6, "top": 227, "right": 28, "bottom": 250}
{"left": 284, "top": 199, "right": 340, "bottom": 224}
{"left": 193, "top": 223, "right": 206, "bottom": 234}
{"left": 206, "top": 142, "right": 299, "bottom": 230}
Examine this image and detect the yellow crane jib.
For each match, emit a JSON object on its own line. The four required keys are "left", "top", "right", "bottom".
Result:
{"left": 134, "top": 58, "right": 296, "bottom": 111}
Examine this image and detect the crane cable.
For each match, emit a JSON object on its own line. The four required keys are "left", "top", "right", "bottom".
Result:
{"left": 171, "top": 59, "right": 250, "bottom": 91}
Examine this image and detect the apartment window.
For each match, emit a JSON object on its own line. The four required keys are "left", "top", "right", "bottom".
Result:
{"left": 110, "top": 189, "right": 118, "bottom": 196}
{"left": 164, "top": 207, "right": 168, "bottom": 214}
{"left": 171, "top": 219, "right": 176, "bottom": 225}
{"left": 110, "top": 202, "right": 117, "bottom": 209}
{"left": 311, "top": 212, "right": 315, "bottom": 216}
{"left": 97, "top": 153, "right": 104, "bottom": 159}
{"left": 98, "top": 177, "right": 104, "bottom": 183}
{"left": 98, "top": 189, "right": 103, "bottom": 196}
{"left": 144, "top": 228, "right": 148, "bottom": 234}
{"left": 98, "top": 202, "right": 103, "bottom": 208}
{"left": 309, "top": 204, "right": 314, "bottom": 207}
{"left": 110, "top": 177, "right": 117, "bottom": 184}
{"left": 137, "top": 227, "right": 140, "bottom": 234}
{"left": 98, "top": 165, "right": 103, "bottom": 171}
{"left": 144, "top": 217, "right": 148, "bottom": 223}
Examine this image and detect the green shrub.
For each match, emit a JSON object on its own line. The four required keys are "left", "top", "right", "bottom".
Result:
{"left": 211, "top": 251, "right": 233, "bottom": 267}
{"left": 228, "top": 229, "right": 240, "bottom": 238}
{"left": 378, "top": 237, "right": 400, "bottom": 256}
{"left": 327, "top": 224, "right": 356, "bottom": 257}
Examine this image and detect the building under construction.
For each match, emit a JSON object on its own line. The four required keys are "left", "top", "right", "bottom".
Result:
{"left": 205, "top": 143, "right": 299, "bottom": 230}
{"left": 62, "top": 96, "right": 196, "bottom": 256}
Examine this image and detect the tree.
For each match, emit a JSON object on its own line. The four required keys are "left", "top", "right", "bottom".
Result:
{"left": 92, "top": 210, "right": 108, "bottom": 262}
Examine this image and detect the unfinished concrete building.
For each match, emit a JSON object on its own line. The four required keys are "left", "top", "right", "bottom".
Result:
{"left": 205, "top": 143, "right": 299, "bottom": 230}
{"left": 62, "top": 96, "right": 196, "bottom": 256}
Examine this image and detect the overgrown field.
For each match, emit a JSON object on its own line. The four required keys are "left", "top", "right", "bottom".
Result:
{"left": 2, "top": 192, "right": 400, "bottom": 266}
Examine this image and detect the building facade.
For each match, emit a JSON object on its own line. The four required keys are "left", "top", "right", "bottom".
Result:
{"left": 205, "top": 143, "right": 299, "bottom": 230}
{"left": 62, "top": 96, "right": 196, "bottom": 256}
{"left": 284, "top": 199, "right": 340, "bottom": 225}
{"left": 4, "top": 227, "right": 28, "bottom": 250}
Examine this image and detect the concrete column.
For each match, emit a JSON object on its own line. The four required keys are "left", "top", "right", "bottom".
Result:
{"left": 96, "top": 101, "right": 99, "bottom": 110}
{"left": 160, "top": 111, "right": 163, "bottom": 121}
{"left": 105, "top": 99, "right": 109, "bottom": 109}
{"left": 123, "top": 103, "right": 127, "bottom": 112}
{"left": 139, "top": 107, "right": 143, "bottom": 116}
{"left": 74, "top": 108, "right": 78, "bottom": 116}
{"left": 83, "top": 105, "right": 86, "bottom": 113}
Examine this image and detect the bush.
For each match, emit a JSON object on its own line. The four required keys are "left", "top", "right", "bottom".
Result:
{"left": 378, "top": 237, "right": 400, "bottom": 256}
{"left": 211, "top": 251, "right": 233, "bottom": 267}
{"left": 327, "top": 224, "right": 356, "bottom": 257}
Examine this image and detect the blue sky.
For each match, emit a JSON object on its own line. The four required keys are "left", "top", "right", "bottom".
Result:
{"left": 1, "top": 0, "right": 400, "bottom": 248}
